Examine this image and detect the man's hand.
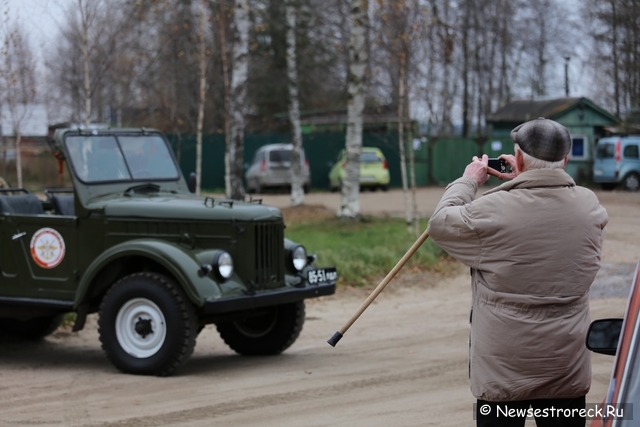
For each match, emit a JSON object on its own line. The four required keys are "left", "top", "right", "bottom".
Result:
{"left": 486, "top": 154, "right": 517, "bottom": 181}
{"left": 463, "top": 155, "right": 490, "bottom": 186}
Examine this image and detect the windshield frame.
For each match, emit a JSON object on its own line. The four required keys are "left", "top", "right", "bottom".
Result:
{"left": 63, "top": 131, "right": 181, "bottom": 185}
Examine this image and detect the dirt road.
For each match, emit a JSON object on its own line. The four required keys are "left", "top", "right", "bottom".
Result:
{"left": 0, "top": 188, "right": 637, "bottom": 427}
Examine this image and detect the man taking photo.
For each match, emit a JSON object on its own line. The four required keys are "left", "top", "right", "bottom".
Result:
{"left": 427, "top": 118, "right": 609, "bottom": 427}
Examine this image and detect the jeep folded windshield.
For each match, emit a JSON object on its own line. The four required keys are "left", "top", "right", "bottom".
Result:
{"left": 65, "top": 134, "right": 179, "bottom": 183}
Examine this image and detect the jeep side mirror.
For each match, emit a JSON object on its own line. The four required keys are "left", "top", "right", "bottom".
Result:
{"left": 188, "top": 172, "right": 197, "bottom": 194}
{"left": 586, "top": 318, "right": 623, "bottom": 356}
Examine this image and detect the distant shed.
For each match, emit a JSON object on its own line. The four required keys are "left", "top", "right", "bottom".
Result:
{"left": 486, "top": 97, "right": 619, "bottom": 181}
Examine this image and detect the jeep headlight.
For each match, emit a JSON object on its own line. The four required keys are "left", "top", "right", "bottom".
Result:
{"left": 214, "top": 251, "right": 234, "bottom": 280}
{"left": 290, "top": 245, "right": 307, "bottom": 271}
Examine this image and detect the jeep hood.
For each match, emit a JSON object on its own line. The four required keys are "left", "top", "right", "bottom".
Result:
{"left": 86, "top": 195, "right": 283, "bottom": 222}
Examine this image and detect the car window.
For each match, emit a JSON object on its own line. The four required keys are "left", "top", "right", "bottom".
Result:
{"left": 623, "top": 144, "right": 639, "bottom": 159}
{"left": 361, "top": 152, "right": 381, "bottom": 163}
{"left": 118, "top": 136, "right": 180, "bottom": 180}
{"left": 269, "top": 150, "right": 291, "bottom": 162}
{"left": 66, "top": 136, "right": 130, "bottom": 182}
{"left": 65, "top": 135, "right": 179, "bottom": 183}
{"left": 596, "top": 143, "right": 615, "bottom": 159}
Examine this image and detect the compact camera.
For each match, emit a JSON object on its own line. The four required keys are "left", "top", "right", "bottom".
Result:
{"left": 488, "top": 158, "right": 509, "bottom": 174}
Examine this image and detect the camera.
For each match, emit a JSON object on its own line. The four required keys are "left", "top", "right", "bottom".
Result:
{"left": 487, "top": 158, "right": 509, "bottom": 174}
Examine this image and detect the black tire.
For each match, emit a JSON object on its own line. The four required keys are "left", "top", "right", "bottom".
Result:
{"left": 600, "top": 183, "right": 616, "bottom": 191}
{"left": 98, "top": 273, "right": 197, "bottom": 376}
{"left": 217, "top": 301, "right": 305, "bottom": 356}
{"left": 0, "top": 315, "right": 63, "bottom": 340}
{"left": 381, "top": 185, "right": 389, "bottom": 192}
{"left": 623, "top": 173, "right": 639, "bottom": 192}
{"left": 303, "top": 184, "right": 310, "bottom": 194}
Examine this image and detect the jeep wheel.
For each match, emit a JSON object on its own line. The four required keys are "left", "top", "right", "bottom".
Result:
{"left": 217, "top": 301, "right": 305, "bottom": 355}
{"left": 0, "top": 315, "right": 63, "bottom": 340}
{"left": 623, "top": 172, "right": 639, "bottom": 192}
{"left": 98, "top": 273, "right": 197, "bottom": 376}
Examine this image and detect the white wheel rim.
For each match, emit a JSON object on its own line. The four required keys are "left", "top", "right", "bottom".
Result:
{"left": 115, "top": 298, "right": 166, "bottom": 358}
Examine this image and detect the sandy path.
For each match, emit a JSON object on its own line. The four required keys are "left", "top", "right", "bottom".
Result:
{"left": 0, "top": 187, "right": 637, "bottom": 427}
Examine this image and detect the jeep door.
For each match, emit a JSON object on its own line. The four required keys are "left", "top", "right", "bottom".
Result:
{"left": 1, "top": 214, "right": 77, "bottom": 300}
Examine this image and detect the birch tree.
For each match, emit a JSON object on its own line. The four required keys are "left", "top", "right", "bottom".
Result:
{"left": 337, "top": 0, "right": 368, "bottom": 219}
{"left": 0, "top": 21, "right": 37, "bottom": 188}
{"left": 225, "top": 0, "right": 250, "bottom": 200}
{"left": 195, "top": 0, "right": 210, "bottom": 195}
{"left": 78, "top": 0, "right": 93, "bottom": 127}
{"left": 286, "top": 0, "right": 305, "bottom": 206}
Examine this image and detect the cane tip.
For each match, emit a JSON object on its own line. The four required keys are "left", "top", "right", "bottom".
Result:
{"left": 327, "top": 331, "right": 343, "bottom": 347}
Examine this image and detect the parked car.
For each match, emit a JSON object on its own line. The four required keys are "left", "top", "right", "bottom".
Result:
{"left": 245, "top": 143, "right": 310, "bottom": 194}
{"left": 0, "top": 129, "right": 336, "bottom": 376}
{"left": 328, "top": 147, "right": 390, "bottom": 192}
{"left": 586, "top": 261, "right": 640, "bottom": 426}
{"left": 593, "top": 136, "right": 640, "bottom": 191}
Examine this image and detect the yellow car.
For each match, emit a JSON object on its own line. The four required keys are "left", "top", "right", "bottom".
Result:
{"left": 328, "top": 147, "right": 390, "bottom": 192}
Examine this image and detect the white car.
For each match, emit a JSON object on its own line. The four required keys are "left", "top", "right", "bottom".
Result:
{"left": 245, "top": 143, "right": 310, "bottom": 194}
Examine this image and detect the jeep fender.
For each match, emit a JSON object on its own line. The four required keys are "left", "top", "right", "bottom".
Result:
{"left": 74, "top": 239, "right": 223, "bottom": 310}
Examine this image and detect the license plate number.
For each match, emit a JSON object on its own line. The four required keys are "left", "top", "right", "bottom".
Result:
{"left": 360, "top": 176, "right": 375, "bottom": 182}
{"left": 308, "top": 268, "right": 338, "bottom": 284}
{"left": 594, "top": 169, "right": 603, "bottom": 176}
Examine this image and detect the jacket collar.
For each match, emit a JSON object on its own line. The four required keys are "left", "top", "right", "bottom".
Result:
{"left": 483, "top": 169, "right": 576, "bottom": 195}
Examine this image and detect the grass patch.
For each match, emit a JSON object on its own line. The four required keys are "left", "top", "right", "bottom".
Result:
{"left": 285, "top": 215, "right": 447, "bottom": 287}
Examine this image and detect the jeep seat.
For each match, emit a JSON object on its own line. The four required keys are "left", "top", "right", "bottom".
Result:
{"left": 0, "top": 194, "right": 45, "bottom": 215}
{"left": 50, "top": 194, "right": 75, "bottom": 216}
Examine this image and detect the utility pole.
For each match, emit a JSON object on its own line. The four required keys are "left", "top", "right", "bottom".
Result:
{"left": 564, "top": 57, "right": 570, "bottom": 97}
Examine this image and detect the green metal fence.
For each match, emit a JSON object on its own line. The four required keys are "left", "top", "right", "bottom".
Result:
{"left": 167, "top": 133, "right": 512, "bottom": 190}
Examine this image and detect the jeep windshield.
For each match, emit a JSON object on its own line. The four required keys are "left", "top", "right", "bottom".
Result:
{"left": 65, "top": 134, "right": 180, "bottom": 183}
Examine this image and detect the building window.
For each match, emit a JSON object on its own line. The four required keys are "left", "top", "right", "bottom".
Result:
{"left": 570, "top": 135, "right": 588, "bottom": 160}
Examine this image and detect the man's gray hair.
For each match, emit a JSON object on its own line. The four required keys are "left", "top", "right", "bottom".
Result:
{"left": 514, "top": 144, "right": 566, "bottom": 170}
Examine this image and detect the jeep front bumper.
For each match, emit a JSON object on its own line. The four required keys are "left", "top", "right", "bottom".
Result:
{"left": 200, "top": 281, "right": 336, "bottom": 315}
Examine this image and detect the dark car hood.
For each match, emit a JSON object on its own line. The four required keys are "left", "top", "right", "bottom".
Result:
{"left": 86, "top": 194, "right": 283, "bottom": 222}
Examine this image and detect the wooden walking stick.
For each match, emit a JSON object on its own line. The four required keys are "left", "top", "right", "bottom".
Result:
{"left": 327, "top": 228, "right": 431, "bottom": 347}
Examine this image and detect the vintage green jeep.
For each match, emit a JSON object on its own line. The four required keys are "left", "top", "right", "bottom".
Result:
{"left": 0, "top": 128, "right": 336, "bottom": 375}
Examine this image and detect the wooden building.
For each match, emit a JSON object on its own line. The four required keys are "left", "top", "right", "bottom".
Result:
{"left": 486, "top": 97, "right": 619, "bottom": 181}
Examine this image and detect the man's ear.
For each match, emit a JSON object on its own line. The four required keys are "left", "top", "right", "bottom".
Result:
{"left": 562, "top": 155, "right": 569, "bottom": 169}
{"left": 515, "top": 150, "right": 525, "bottom": 172}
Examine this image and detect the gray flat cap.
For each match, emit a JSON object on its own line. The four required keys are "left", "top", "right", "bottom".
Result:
{"left": 510, "top": 117, "right": 571, "bottom": 162}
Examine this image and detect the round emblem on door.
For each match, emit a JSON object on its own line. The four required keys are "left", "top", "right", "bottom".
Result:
{"left": 30, "top": 228, "right": 66, "bottom": 269}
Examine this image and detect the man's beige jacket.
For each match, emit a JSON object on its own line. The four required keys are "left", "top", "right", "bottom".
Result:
{"left": 427, "top": 169, "right": 609, "bottom": 402}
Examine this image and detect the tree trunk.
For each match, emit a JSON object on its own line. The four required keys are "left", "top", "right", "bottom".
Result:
{"left": 219, "top": 4, "right": 233, "bottom": 198}
{"left": 398, "top": 51, "right": 411, "bottom": 232}
{"left": 80, "top": 0, "right": 91, "bottom": 128}
{"left": 406, "top": 94, "right": 419, "bottom": 238}
{"left": 461, "top": 0, "right": 470, "bottom": 138}
{"left": 14, "top": 130, "right": 22, "bottom": 188}
{"left": 337, "top": 0, "right": 368, "bottom": 219}
{"left": 611, "top": 0, "right": 620, "bottom": 117}
{"left": 286, "top": 0, "right": 304, "bottom": 207}
{"left": 195, "top": 0, "right": 207, "bottom": 196}
{"left": 227, "top": 0, "right": 250, "bottom": 200}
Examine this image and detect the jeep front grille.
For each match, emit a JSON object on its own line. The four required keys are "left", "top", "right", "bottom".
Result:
{"left": 254, "top": 222, "right": 284, "bottom": 288}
